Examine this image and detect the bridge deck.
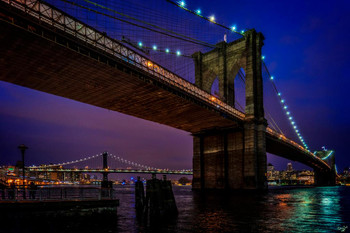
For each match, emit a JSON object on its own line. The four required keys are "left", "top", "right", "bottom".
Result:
{"left": 0, "top": 4, "right": 241, "bottom": 133}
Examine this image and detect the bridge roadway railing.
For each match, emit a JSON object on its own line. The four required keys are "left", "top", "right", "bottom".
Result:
{"left": 266, "top": 127, "right": 330, "bottom": 168}
{"left": 1, "top": 0, "right": 245, "bottom": 120}
{"left": 0, "top": 187, "right": 116, "bottom": 201}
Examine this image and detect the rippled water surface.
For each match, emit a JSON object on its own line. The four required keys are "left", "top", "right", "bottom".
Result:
{"left": 116, "top": 185, "right": 350, "bottom": 233}
{"left": 3, "top": 186, "right": 350, "bottom": 233}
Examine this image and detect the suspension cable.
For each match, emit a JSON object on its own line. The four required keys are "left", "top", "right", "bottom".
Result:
{"left": 262, "top": 59, "right": 309, "bottom": 150}
{"left": 165, "top": 0, "right": 243, "bottom": 36}
{"left": 59, "top": 0, "right": 216, "bottom": 48}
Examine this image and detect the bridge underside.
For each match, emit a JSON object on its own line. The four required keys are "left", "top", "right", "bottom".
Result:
{"left": 0, "top": 20, "right": 240, "bottom": 133}
{"left": 266, "top": 135, "right": 329, "bottom": 171}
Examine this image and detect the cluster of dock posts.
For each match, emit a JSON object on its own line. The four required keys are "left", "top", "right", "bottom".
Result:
{"left": 135, "top": 174, "right": 178, "bottom": 223}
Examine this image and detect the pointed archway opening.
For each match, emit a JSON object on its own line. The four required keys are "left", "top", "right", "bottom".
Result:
{"left": 234, "top": 68, "right": 246, "bottom": 112}
{"left": 211, "top": 76, "right": 220, "bottom": 98}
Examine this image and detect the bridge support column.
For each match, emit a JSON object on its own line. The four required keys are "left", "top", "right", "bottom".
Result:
{"left": 192, "top": 125, "right": 267, "bottom": 190}
{"left": 243, "top": 121, "right": 267, "bottom": 189}
{"left": 101, "top": 151, "right": 109, "bottom": 188}
{"left": 314, "top": 150, "right": 336, "bottom": 186}
{"left": 314, "top": 169, "right": 336, "bottom": 186}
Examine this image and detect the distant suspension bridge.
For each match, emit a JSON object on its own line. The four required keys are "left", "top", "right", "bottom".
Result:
{"left": 27, "top": 152, "right": 193, "bottom": 175}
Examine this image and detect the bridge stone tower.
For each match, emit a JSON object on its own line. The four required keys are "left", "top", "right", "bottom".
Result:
{"left": 101, "top": 151, "right": 109, "bottom": 188}
{"left": 192, "top": 29, "right": 267, "bottom": 190}
{"left": 314, "top": 150, "right": 336, "bottom": 186}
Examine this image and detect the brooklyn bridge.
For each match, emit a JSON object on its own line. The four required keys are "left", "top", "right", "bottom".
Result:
{"left": 0, "top": 0, "right": 337, "bottom": 190}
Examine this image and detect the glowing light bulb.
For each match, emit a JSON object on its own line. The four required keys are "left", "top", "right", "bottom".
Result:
{"left": 241, "top": 30, "right": 245, "bottom": 34}
{"left": 286, "top": 111, "right": 290, "bottom": 115}
{"left": 291, "top": 121, "right": 295, "bottom": 125}
{"left": 289, "top": 117, "right": 292, "bottom": 120}
{"left": 152, "top": 45, "right": 157, "bottom": 50}
{"left": 176, "top": 50, "right": 181, "bottom": 56}
{"left": 179, "top": 1, "right": 185, "bottom": 7}
{"left": 261, "top": 55, "right": 265, "bottom": 60}
{"left": 281, "top": 99, "right": 285, "bottom": 103}
{"left": 138, "top": 42, "right": 143, "bottom": 47}
{"left": 231, "top": 25, "right": 237, "bottom": 31}
{"left": 270, "top": 76, "right": 274, "bottom": 80}
{"left": 209, "top": 15, "right": 215, "bottom": 22}
{"left": 196, "top": 9, "right": 201, "bottom": 15}
{"left": 165, "top": 48, "right": 170, "bottom": 53}
{"left": 278, "top": 92, "right": 281, "bottom": 96}
{"left": 284, "top": 106, "right": 287, "bottom": 109}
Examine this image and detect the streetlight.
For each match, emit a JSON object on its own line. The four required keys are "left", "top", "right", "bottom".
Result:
{"left": 18, "top": 144, "right": 28, "bottom": 199}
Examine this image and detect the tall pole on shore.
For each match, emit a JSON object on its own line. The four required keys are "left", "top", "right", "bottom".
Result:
{"left": 18, "top": 144, "right": 28, "bottom": 199}
{"left": 102, "top": 151, "right": 109, "bottom": 188}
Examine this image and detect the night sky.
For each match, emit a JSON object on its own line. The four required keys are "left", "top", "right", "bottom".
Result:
{"left": 0, "top": 0, "right": 349, "bottom": 172}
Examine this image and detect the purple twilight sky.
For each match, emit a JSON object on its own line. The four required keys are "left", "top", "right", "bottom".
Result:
{"left": 0, "top": 0, "right": 349, "bottom": 172}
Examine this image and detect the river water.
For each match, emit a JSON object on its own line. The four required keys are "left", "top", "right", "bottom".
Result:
{"left": 3, "top": 185, "right": 350, "bottom": 233}
{"left": 115, "top": 185, "right": 350, "bottom": 233}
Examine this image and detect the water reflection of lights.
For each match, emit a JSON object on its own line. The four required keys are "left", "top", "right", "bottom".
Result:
{"left": 321, "top": 197, "right": 332, "bottom": 206}
{"left": 292, "top": 187, "right": 341, "bottom": 231}
{"left": 269, "top": 187, "right": 345, "bottom": 232}
{"left": 275, "top": 194, "right": 292, "bottom": 208}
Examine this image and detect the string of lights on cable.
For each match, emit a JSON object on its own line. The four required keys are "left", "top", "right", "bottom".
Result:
{"left": 262, "top": 56, "right": 309, "bottom": 151}
{"left": 166, "top": 0, "right": 245, "bottom": 36}
{"left": 135, "top": 41, "right": 191, "bottom": 57}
